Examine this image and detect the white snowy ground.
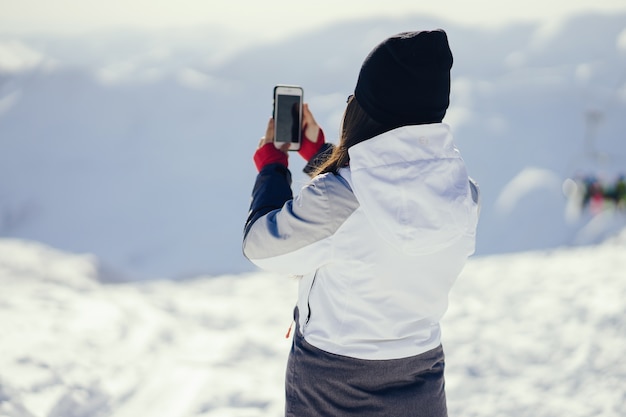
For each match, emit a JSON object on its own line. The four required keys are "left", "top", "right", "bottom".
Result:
{"left": 1, "top": 230, "right": 625, "bottom": 417}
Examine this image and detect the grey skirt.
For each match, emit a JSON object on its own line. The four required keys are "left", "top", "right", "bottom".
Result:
{"left": 285, "top": 309, "right": 448, "bottom": 417}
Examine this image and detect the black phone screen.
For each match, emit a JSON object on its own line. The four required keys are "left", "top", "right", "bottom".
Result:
{"left": 275, "top": 94, "right": 301, "bottom": 144}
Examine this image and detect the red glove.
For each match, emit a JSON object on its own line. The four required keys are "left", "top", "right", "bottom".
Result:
{"left": 298, "top": 128, "right": 325, "bottom": 162}
{"left": 298, "top": 103, "right": 325, "bottom": 162}
{"left": 254, "top": 142, "right": 288, "bottom": 172}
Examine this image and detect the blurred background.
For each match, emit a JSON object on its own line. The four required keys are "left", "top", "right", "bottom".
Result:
{"left": 1, "top": 0, "right": 626, "bottom": 279}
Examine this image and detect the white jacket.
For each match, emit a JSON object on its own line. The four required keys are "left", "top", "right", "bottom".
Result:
{"left": 243, "top": 123, "right": 479, "bottom": 360}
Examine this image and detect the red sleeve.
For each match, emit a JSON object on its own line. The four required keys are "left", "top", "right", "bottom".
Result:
{"left": 298, "top": 129, "right": 325, "bottom": 162}
{"left": 253, "top": 143, "right": 288, "bottom": 172}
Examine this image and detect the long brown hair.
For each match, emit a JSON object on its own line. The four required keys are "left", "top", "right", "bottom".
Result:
{"left": 314, "top": 96, "right": 389, "bottom": 176}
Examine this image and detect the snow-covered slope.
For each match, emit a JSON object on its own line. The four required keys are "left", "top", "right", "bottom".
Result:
{"left": 1, "top": 233, "right": 624, "bottom": 417}
{"left": 1, "top": 13, "right": 625, "bottom": 278}
{"left": 0, "top": 239, "right": 296, "bottom": 417}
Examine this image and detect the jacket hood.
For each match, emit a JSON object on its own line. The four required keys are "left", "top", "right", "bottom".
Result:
{"left": 345, "top": 124, "right": 476, "bottom": 255}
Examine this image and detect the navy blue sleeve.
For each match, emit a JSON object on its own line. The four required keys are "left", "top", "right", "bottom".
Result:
{"left": 244, "top": 163, "right": 293, "bottom": 238}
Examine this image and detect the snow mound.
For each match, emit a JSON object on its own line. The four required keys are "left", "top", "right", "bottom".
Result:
{"left": 489, "top": 167, "right": 570, "bottom": 252}
{"left": 0, "top": 239, "right": 132, "bottom": 286}
{"left": 495, "top": 166, "right": 563, "bottom": 216}
{"left": 0, "top": 239, "right": 100, "bottom": 288}
{"left": 573, "top": 211, "right": 626, "bottom": 246}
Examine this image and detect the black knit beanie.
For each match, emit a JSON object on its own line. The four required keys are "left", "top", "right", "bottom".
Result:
{"left": 354, "top": 30, "right": 453, "bottom": 127}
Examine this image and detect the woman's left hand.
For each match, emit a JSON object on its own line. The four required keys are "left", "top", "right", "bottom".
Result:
{"left": 299, "top": 104, "right": 325, "bottom": 162}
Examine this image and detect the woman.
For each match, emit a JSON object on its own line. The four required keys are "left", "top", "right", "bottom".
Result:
{"left": 243, "top": 30, "right": 479, "bottom": 417}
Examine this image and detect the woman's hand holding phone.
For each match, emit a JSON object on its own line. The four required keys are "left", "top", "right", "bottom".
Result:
{"left": 298, "top": 104, "right": 325, "bottom": 162}
{"left": 254, "top": 118, "right": 289, "bottom": 172}
{"left": 253, "top": 102, "right": 325, "bottom": 172}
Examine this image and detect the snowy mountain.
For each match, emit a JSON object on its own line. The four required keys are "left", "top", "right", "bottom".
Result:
{"left": 1, "top": 12, "right": 626, "bottom": 278}
{"left": 1, "top": 230, "right": 625, "bottom": 417}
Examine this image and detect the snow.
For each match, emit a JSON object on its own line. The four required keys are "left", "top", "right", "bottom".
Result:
{"left": 1, "top": 232, "right": 625, "bottom": 417}
{"left": 0, "top": 239, "right": 295, "bottom": 417}
{"left": 443, "top": 235, "right": 626, "bottom": 416}
{"left": 495, "top": 167, "right": 563, "bottom": 215}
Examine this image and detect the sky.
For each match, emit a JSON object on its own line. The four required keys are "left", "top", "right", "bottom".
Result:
{"left": 1, "top": 0, "right": 626, "bottom": 40}
{"left": 1, "top": 1, "right": 625, "bottom": 277}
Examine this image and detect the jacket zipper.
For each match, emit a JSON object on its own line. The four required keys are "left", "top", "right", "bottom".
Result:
{"left": 304, "top": 272, "right": 318, "bottom": 329}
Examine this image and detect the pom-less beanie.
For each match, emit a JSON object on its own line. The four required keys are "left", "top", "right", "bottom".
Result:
{"left": 354, "top": 30, "right": 453, "bottom": 127}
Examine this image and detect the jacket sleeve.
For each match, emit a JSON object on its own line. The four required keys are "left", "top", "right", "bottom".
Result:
{"left": 244, "top": 163, "right": 293, "bottom": 237}
{"left": 243, "top": 171, "right": 358, "bottom": 275}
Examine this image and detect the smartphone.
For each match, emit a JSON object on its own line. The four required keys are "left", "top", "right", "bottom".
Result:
{"left": 273, "top": 85, "right": 303, "bottom": 151}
